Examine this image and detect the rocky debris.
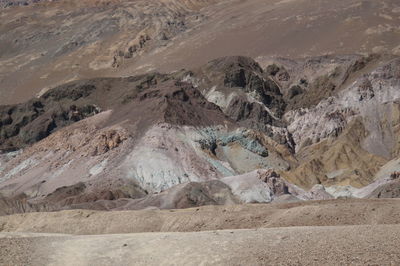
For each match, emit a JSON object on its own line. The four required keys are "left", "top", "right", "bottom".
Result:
{"left": 258, "top": 169, "right": 289, "bottom": 196}
{"left": 90, "top": 130, "right": 128, "bottom": 156}
{"left": 391, "top": 172, "right": 400, "bottom": 180}
{"left": 114, "top": 35, "right": 152, "bottom": 67}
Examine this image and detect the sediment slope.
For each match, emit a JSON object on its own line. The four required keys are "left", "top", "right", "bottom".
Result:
{"left": 1, "top": 0, "right": 400, "bottom": 105}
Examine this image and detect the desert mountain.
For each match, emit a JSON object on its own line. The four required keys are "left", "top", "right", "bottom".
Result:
{"left": 1, "top": 53, "right": 400, "bottom": 213}
{"left": 3, "top": 1, "right": 400, "bottom": 264}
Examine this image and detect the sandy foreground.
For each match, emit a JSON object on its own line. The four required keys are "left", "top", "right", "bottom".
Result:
{"left": 1, "top": 199, "right": 400, "bottom": 265}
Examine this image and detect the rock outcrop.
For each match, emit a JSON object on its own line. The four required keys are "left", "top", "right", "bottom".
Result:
{"left": 1, "top": 54, "right": 400, "bottom": 213}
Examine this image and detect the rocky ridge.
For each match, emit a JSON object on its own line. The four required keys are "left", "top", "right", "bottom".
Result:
{"left": 1, "top": 54, "right": 400, "bottom": 212}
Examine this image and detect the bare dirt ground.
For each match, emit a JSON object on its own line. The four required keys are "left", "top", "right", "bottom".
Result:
{"left": 1, "top": 199, "right": 400, "bottom": 265}
{"left": 2, "top": 225, "right": 400, "bottom": 266}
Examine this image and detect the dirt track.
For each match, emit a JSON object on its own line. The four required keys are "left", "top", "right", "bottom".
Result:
{"left": 1, "top": 199, "right": 400, "bottom": 265}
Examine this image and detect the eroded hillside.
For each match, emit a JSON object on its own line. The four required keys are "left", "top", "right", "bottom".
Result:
{"left": 1, "top": 0, "right": 400, "bottom": 106}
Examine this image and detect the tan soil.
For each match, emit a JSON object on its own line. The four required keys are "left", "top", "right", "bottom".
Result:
{"left": 1, "top": 199, "right": 400, "bottom": 265}
{"left": 1, "top": 198, "right": 400, "bottom": 235}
